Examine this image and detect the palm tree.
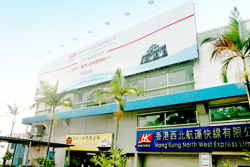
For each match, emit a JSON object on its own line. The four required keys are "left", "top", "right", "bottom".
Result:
{"left": 5, "top": 101, "right": 23, "bottom": 138}
{"left": 30, "top": 80, "right": 74, "bottom": 158}
{"left": 201, "top": 7, "right": 250, "bottom": 106}
{"left": 3, "top": 101, "right": 24, "bottom": 165}
{"left": 91, "top": 68, "right": 144, "bottom": 148}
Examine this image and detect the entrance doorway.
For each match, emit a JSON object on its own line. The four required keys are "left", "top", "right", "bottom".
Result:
{"left": 67, "top": 151, "right": 96, "bottom": 167}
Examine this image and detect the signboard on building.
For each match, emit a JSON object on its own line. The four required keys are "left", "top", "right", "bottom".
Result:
{"left": 201, "top": 153, "right": 210, "bottom": 167}
{"left": 65, "top": 133, "right": 112, "bottom": 151}
{"left": 35, "top": 2, "right": 198, "bottom": 96}
{"left": 136, "top": 124, "right": 250, "bottom": 152}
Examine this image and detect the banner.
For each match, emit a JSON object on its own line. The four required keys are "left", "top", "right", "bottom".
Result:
{"left": 36, "top": 2, "right": 198, "bottom": 96}
{"left": 65, "top": 133, "right": 112, "bottom": 151}
{"left": 137, "top": 124, "right": 250, "bottom": 152}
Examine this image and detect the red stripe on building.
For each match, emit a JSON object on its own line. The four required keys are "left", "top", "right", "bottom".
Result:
{"left": 39, "top": 62, "right": 77, "bottom": 76}
{"left": 107, "top": 14, "right": 195, "bottom": 52}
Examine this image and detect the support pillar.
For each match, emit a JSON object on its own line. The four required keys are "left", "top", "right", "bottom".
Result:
{"left": 10, "top": 143, "right": 17, "bottom": 167}
{"left": 66, "top": 146, "right": 70, "bottom": 167}
{"left": 25, "top": 141, "right": 32, "bottom": 167}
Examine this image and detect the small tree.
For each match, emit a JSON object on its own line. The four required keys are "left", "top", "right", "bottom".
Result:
{"left": 30, "top": 80, "right": 74, "bottom": 158}
{"left": 5, "top": 101, "right": 24, "bottom": 139}
{"left": 91, "top": 68, "right": 144, "bottom": 148}
{"left": 2, "top": 151, "right": 13, "bottom": 166}
{"left": 90, "top": 147, "right": 128, "bottom": 167}
{"left": 2, "top": 101, "right": 24, "bottom": 165}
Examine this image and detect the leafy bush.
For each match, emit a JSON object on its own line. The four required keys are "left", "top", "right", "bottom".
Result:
{"left": 219, "top": 160, "right": 237, "bottom": 167}
{"left": 240, "top": 149, "right": 250, "bottom": 162}
{"left": 34, "top": 157, "right": 56, "bottom": 167}
{"left": 0, "top": 165, "right": 17, "bottom": 167}
{"left": 90, "top": 147, "right": 128, "bottom": 167}
{"left": 2, "top": 151, "right": 13, "bottom": 162}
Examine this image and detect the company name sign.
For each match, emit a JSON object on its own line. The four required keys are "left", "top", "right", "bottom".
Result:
{"left": 136, "top": 124, "right": 250, "bottom": 152}
{"left": 65, "top": 133, "right": 112, "bottom": 151}
{"left": 36, "top": 2, "right": 198, "bottom": 94}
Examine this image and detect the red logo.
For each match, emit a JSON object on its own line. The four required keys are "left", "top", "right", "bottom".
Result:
{"left": 66, "top": 137, "right": 72, "bottom": 144}
{"left": 138, "top": 134, "right": 154, "bottom": 144}
{"left": 69, "top": 52, "right": 77, "bottom": 61}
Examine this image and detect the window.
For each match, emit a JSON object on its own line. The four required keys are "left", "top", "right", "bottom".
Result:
{"left": 11, "top": 143, "right": 15, "bottom": 149}
{"left": 138, "top": 109, "right": 197, "bottom": 127}
{"left": 210, "top": 103, "right": 250, "bottom": 122}
{"left": 169, "top": 67, "right": 193, "bottom": 85}
{"left": 72, "top": 63, "right": 195, "bottom": 109}
{"left": 145, "top": 65, "right": 194, "bottom": 98}
{"left": 73, "top": 92, "right": 87, "bottom": 109}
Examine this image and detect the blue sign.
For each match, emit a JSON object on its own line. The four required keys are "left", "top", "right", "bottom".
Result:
{"left": 136, "top": 124, "right": 250, "bottom": 152}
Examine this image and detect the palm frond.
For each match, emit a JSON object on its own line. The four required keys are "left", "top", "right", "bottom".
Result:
{"left": 227, "top": 7, "right": 250, "bottom": 43}
{"left": 124, "top": 84, "right": 145, "bottom": 97}
{"left": 5, "top": 101, "right": 23, "bottom": 116}
{"left": 110, "top": 68, "right": 126, "bottom": 92}
{"left": 200, "top": 37, "right": 217, "bottom": 46}
{"left": 54, "top": 80, "right": 59, "bottom": 93}
{"left": 244, "top": 38, "right": 250, "bottom": 56}
{"left": 59, "top": 97, "right": 74, "bottom": 108}
{"left": 221, "top": 56, "right": 237, "bottom": 83}
{"left": 57, "top": 90, "right": 75, "bottom": 102}
{"left": 210, "top": 36, "right": 242, "bottom": 61}
{"left": 91, "top": 88, "right": 113, "bottom": 105}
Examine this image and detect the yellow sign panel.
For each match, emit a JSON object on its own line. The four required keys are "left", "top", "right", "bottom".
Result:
{"left": 65, "top": 133, "right": 112, "bottom": 151}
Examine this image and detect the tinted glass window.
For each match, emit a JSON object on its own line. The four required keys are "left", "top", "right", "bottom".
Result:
{"left": 138, "top": 109, "right": 197, "bottom": 127}
{"left": 210, "top": 103, "right": 250, "bottom": 122}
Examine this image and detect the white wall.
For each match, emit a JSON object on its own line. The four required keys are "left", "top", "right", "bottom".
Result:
{"left": 195, "top": 19, "right": 250, "bottom": 90}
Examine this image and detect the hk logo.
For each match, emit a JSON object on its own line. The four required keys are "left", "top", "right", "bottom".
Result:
{"left": 138, "top": 134, "right": 153, "bottom": 144}
{"left": 69, "top": 52, "right": 77, "bottom": 61}
{"left": 66, "top": 137, "right": 72, "bottom": 144}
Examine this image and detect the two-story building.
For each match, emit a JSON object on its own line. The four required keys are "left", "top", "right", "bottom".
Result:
{"left": 22, "top": 2, "right": 250, "bottom": 167}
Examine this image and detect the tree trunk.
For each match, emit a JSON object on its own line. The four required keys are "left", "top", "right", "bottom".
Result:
{"left": 46, "top": 108, "right": 54, "bottom": 159}
{"left": 10, "top": 115, "right": 15, "bottom": 137}
{"left": 242, "top": 58, "right": 250, "bottom": 107}
{"left": 115, "top": 120, "right": 119, "bottom": 148}
{"left": 244, "top": 77, "right": 250, "bottom": 107}
{"left": 7, "top": 115, "right": 16, "bottom": 152}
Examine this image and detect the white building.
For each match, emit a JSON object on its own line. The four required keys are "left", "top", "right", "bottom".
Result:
{"left": 22, "top": 2, "right": 250, "bottom": 167}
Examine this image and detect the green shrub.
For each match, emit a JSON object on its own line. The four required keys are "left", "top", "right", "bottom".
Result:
{"left": 240, "top": 149, "right": 250, "bottom": 162}
{"left": 219, "top": 160, "right": 237, "bottom": 167}
{"left": 90, "top": 147, "right": 128, "bottom": 167}
{"left": 2, "top": 151, "right": 13, "bottom": 162}
{"left": 34, "top": 157, "right": 56, "bottom": 167}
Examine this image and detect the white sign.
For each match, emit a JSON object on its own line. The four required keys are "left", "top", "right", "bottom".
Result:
{"left": 36, "top": 2, "right": 198, "bottom": 96}
{"left": 202, "top": 153, "right": 210, "bottom": 167}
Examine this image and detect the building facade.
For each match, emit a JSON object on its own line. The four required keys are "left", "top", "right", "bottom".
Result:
{"left": 22, "top": 2, "right": 250, "bottom": 167}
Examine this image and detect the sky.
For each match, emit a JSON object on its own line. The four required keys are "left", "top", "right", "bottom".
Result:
{"left": 0, "top": 0, "right": 250, "bottom": 136}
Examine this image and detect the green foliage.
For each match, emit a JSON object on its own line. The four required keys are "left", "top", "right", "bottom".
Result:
{"left": 200, "top": 7, "right": 250, "bottom": 84}
{"left": 90, "top": 147, "right": 128, "bottom": 167}
{"left": 0, "top": 164, "right": 17, "bottom": 167}
{"left": 30, "top": 80, "right": 75, "bottom": 158}
{"left": 91, "top": 68, "right": 144, "bottom": 147}
{"left": 34, "top": 157, "right": 56, "bottom": 167}
{"left": 2, "top": 151, "right": 13, "bottom": 161}
{"left": 240, "top": 149, "right": 250, "bottom": 162}
{"left": 219, "top": 160, "right": 237, "bottom": 167}
{"left": 30, "top": 80, "right": 75, "bottom": 114}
